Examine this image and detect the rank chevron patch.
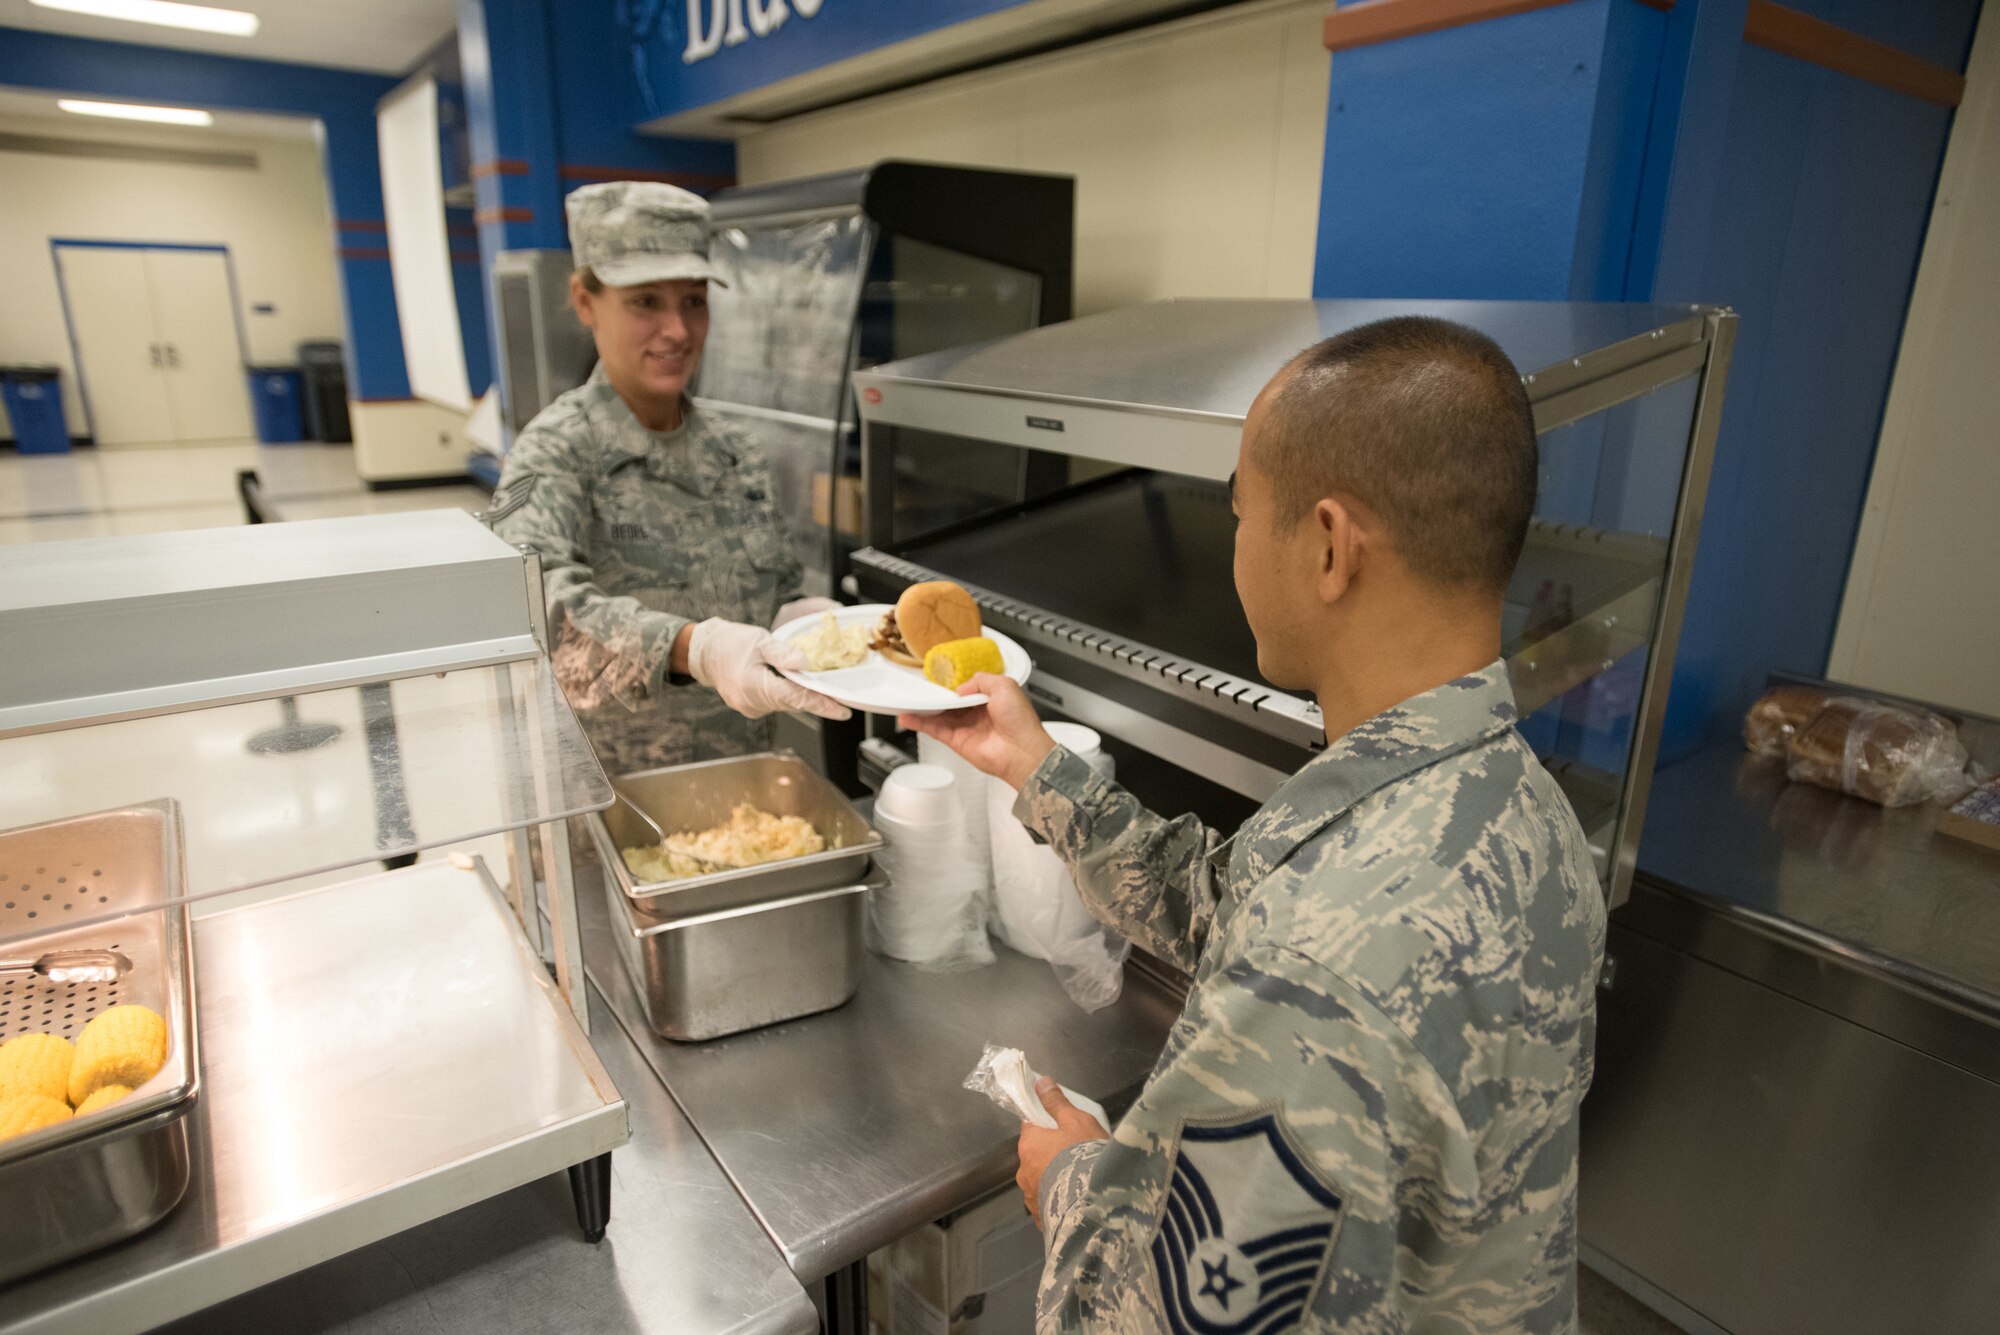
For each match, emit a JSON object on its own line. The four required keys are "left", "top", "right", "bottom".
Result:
{"left": 1151, "top": 1112, "right": 1343, "bottom": 1335}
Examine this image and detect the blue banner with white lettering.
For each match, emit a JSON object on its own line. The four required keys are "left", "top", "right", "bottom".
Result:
{"left": 616, "top": 0, "right": 1035, "bottom": 121}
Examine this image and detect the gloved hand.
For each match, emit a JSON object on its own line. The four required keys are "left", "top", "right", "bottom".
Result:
{"left": 774, "top": 596, "right": 842, "bottom": 630}
{"left": 687, "top": 618, "right": 853, "bottom": 721}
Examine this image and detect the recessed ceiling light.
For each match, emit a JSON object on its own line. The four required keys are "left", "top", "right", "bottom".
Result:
{"left": 30, "top": 0, "right": 260, "bottom": 38}
{"left": 58, "top": 99, "right": 216, "bottom": 126}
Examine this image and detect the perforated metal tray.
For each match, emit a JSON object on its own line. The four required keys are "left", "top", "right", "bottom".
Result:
{"left": 0, "top": 799, "right": 197, "bottom": 1284}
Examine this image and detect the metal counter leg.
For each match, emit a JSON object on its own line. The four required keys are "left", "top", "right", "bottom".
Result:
{"left": 822, "top": 1259, "right": 868, "bottom": 1335}
{"left": 568, "top": 1152, "right": 613, "bottom": 1243}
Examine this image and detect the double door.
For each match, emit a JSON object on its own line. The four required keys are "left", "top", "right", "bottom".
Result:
{"left": 57, "top": 244, "right": 254, "bottom": 446}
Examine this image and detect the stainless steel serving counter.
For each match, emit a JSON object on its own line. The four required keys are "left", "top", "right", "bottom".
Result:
{"left": 580, "top": 861, "right": 1185, "bottom": 1284}
{"left": 17, "top": 858, "right": 1180, "bottom": 1334}
{"left": 148, "top": 985, "right": 818, "bottom": 1335}
{"left": 1581, "top": 734, "right": 2000, "bottom": 1335}
{"left": 1632, "top": 737, "right": 2000, "bottom": 1010}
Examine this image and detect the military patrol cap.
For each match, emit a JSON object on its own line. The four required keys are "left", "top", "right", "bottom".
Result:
{"left": 565, "top": 180, "right": 726, "bottom": 288}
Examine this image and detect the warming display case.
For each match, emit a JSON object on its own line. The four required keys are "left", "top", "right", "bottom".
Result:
{"left": 851, "top": 299, "right": 1735, "bottom": 908}
{"left": 0, "top": 511, "right": 625, "bottom": 1334}
{"left": 699, "top": 160, "right": 1075, "bottom": 597}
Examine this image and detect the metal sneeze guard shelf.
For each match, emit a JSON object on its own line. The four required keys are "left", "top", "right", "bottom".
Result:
{"left": 0, "top": 656, "right": 610, "bottom": 953}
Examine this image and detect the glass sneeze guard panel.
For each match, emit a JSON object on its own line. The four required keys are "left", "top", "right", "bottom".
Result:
{"left": 0, "top": 657, "right": 609, "bottom": 951}
{"left": 702, "top": 212, "right": 871, "bottom": 420}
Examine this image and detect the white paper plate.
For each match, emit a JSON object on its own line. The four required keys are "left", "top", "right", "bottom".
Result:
{"left": 773, "top": 604, "right": 1033, "bottom": 715}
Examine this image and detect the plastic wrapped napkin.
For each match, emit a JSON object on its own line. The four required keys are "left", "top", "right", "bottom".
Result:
{"left": 964, "top": 1043, "right": 1109, "bottom": 1133}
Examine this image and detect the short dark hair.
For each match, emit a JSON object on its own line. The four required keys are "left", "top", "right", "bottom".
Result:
{"left": 1257, "top": 315, "right": 1537, "bottom": 591}
{"left": 576, "top": 267, "right": 604, "bottom": 294}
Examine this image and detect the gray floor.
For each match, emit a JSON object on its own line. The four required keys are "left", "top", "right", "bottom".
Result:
{"left": 0, "top": 438, "right": 490, "bottom": 544}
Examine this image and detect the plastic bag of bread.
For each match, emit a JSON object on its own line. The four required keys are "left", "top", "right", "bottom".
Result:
{"left": 1785, "top": 697, "right": 1973, "bottom": 807}
{"left": 1744, "top": 685, "right": 1834, "bottom": 759}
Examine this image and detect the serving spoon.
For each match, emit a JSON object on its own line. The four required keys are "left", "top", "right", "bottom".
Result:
{"left": 613, "top": 791, "right": 736, "bottom": 876}
{"left": 0, "top": 949, "right": 133, "bottom": 985}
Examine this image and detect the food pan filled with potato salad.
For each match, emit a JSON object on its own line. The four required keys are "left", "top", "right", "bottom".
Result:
{"left": 0, "top": 798, "right": 198, "bottom": 1284}
{"left": 589, "top": 750, "right": 883, "bottom": 919}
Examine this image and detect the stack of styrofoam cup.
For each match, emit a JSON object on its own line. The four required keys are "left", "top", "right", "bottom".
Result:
{"left": 918, "top": 732, "right": 996, "bottom": 899}
{"left": 868, "top": 763, "right": 994, "bottom": 971}
{"left": 988, "top": 724, "right": 1128, "bottom": 1009}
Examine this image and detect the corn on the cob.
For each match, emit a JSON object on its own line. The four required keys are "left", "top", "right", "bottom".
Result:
{"left": 923, "top": 636, "right": 1004, "bottom": 690}
{"left": 68, "top": 1005, "right": 166, "bottom": 1106}
{"left": 0, "top": 1032, "right": 74, "bottom": 1104}
{"left": 0, "top": 1093, "right": 73, "bottom": 1141}
{"left": 74, "top": 1084, "right": 132, "bottom": 1117}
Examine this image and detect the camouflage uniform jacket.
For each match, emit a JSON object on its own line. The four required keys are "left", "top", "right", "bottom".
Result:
{"left": 488, "top": 368, "right": 804, "bottom": 775}
{"left": 1014, "top": 662, "right": 1606, "bottom": 1334}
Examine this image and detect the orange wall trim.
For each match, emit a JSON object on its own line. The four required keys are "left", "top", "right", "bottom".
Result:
{"left": 1326, "top": 0, "right": 1567, "bottom": 53}
{"left": 335, "top": 219, "right": 387, "bottom": 233}
{"left": 557, "top": 163, "right": 737, "bottom": 191}
{"left": 471, "top": 159, "right": 529, "bottom": 178}
{"left": 339, "top": 247, "right": 391, "bottom": 261}
{"left": 1324, "top": 0, "right": 1673, "bottom": 50}
{"left": 474, "top": 206, "right": 534, "bottom": 224}
{"left": 1745, "top": 2, "right": 1965, "bottom": 107}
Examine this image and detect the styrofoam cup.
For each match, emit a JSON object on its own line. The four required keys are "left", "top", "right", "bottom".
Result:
{"left": 1043, "top": 722, "right": 1114, "bottom": 779}
{"left": 875, "top": 763, "right": 958, "bottom": 825}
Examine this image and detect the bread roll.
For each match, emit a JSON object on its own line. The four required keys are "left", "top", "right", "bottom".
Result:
{"left": 896, "top": 583, "right": 981, "bottom": 659}
{"left": 1744, "top": 685, "right": 1832, "bottom": 759}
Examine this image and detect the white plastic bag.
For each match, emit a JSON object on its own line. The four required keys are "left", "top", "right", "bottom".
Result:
{"left": 963, "top": 1043, "right": 1109, "bottom": 1133}
{"left": 989, "top": 725, "right": 1131, "bottom": 1011}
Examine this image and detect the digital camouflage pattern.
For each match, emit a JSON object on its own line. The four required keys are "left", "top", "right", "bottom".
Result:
{"left": 488, "top": 368, "right": 803, "bottom": 774}
{"left": 1014, "top": 662, "right": 1606, "bottom": 1334}
{"left": 565, "top": 180, "right": 724, "bottom": 288}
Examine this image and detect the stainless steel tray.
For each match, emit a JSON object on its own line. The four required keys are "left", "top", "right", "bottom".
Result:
{"left": 0, "top": 799, "right": 197, "bottom": 1285}
{"left": 600, "top": 862, "right": 875, "bottom": 1041}
{"left": 588, "top": 751, "right": 883, "bottom": 919}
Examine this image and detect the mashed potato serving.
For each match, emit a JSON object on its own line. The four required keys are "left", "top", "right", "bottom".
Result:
{"left": 794, "top": 612, "right": 873, "bottom": 671}
{"left": 622, "top": 803, "right": 828, "bottom": 882}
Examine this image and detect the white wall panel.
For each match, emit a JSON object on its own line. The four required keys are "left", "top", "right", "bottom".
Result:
{"left": 737, "top": 0, "right": 1333, "bottom": 317}
{"left": 378, "top": 78, "right": 472, "bottom": 413}
{"left": 1828, "top": 3, "right": 2000, "bottom": 716}
{"left": 0, "top": 118, "right": 343, "bottom": 439}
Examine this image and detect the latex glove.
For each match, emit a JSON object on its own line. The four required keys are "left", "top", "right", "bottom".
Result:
{"left": 774, "top": 596, "right": 842, "bottom": 630}
{"left": 687, "top": 618, "right": 852, "bottom": 721}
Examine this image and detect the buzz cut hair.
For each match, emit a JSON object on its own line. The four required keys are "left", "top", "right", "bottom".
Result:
{"left": 1257, "top": 315, "right": 1538, "bottom": 592}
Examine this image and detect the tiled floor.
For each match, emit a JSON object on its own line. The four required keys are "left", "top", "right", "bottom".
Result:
{"left": 0, "top": 439, "right": 490, "bottom": 545}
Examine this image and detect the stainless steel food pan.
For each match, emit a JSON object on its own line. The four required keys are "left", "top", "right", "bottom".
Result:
{"left": 0, "top": 799, "right": 197, "bottom": 1284}
{"left": 588, "top": 751, "right": 882, "bottom": 919}
{"left": 601, "top": 863, "right": 876, "bottom": 1042}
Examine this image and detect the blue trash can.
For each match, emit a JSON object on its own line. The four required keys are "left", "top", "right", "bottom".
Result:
{"left": 246, "top": 366, "right": 305, "bottom": 444}
{"left": 1, "top": 365, "right": 71, "bottom": 455}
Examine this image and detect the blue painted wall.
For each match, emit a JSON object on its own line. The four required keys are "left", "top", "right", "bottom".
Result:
{"left": 549, "top": 1, "right": 738, "bottom": 184}
{"left": 1312, "top": 0, "right": 1982, "bottom": 775}
{"left": 457, "top": 0, "right": 738, "bottom": 427}
{"left": 1639, "top": 0, "right": 1979, "bottom": 756}
{"left": 1314, "top": 0, "right": 1671, "bottom": 301}
{"left": 0, "top": 27, "right": 412, "bottom": 401}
